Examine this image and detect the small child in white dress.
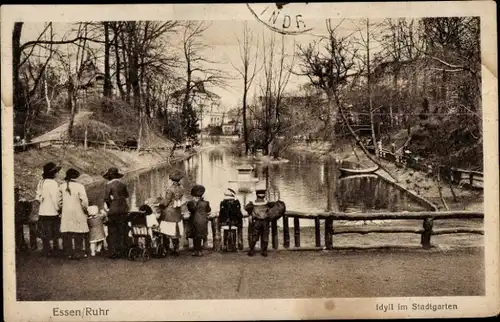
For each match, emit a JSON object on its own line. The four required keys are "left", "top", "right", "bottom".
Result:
{"left": 87, "top": 205, "right": 106, "bottom": 256}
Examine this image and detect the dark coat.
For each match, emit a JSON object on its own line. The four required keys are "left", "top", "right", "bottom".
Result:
{"left": 245, "top": 200, "right": 286, "bottom": 221}
{"left": 187, "top": 199, "right": 211, "bottom": 238}
{"left": 104, "top": 179, "right": 129, "bottom": 216}
{"left": 219, "top": 198, "right": 243, "bottom": 227}
{"left": 244, "top": 200, "right": 269, "bottom": 220}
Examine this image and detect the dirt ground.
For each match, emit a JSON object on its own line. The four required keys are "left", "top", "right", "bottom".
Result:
{"left": 15, "top": 247, "right": 484, "bottom": 301}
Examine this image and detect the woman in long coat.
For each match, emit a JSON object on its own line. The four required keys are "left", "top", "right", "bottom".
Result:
{"left": 159, "top": 170, "right": 185, "bottom": 255}
{"left": 186, "top": 185, "right": 211, "bottom": 257}
{"left": 60, "top": 168, "right": 89, "bottom": 260}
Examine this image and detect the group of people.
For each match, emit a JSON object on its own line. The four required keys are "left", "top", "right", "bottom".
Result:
{"left": 15, "top": 161, "right": 286, "bottom": 260}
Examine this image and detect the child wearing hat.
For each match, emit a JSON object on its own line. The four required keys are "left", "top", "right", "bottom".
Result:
{"left": 219, "top": 188, "right": 244, "bottom": 251}
{"left": 245, "top": 185, "right": 271, "bottom": 257}
{"left": 158, "top": 170, "right": 185, "bottom": 255}
{"left": 36, "top": 162, "right": 63, "bottom": 257}
{"left": 186, "top": 184, "right": 212, "bottom": 257}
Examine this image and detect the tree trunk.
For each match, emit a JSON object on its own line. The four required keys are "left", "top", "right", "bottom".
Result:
{"left": 113, "top": 28, "right": 125, "bottom": 100}
{"left": 242, "top": 90, "right": 249, "bottom": 155}
{"left": 44, "top": 73, "right": 51, "bottom": 113}
{"left": 67, "top": 81, "right": 76, "bottom": 139}
{"left": 337, "top": 97, "right": 399, "bottom": 182}
{"left": 366, "top": 19, "right": 379, "bottom": 158}
{"left": 13, "top": 22, "right": 23, "bottom": 134}
{"left": 103, "top": 21, "right": 112, "bottom": 109}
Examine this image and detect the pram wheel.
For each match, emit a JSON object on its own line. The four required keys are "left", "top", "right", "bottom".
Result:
{"left": 155, "top": 243, "right": 167, "bottom": 258}
{"left": 141, "top": 249, "right": 151, "bottom": 262}
{"left": 128, "top": 247, "right": 139, "bottom": 261}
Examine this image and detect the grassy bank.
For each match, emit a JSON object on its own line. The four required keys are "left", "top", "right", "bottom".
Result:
{"left": 290, "top": 141, "right": 483, "bottom": 212}
{"left": 15, "top": 146, "right": 191, "bottom": 199}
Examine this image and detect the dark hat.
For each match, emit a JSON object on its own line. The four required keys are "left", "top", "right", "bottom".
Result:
{"left": 191, "top": 184, "right": 206, "bottom": 198}
{"left": 43, "top": 162, "right": 61, "bottom": 176}
{"left": 103, "top": 167, "right": 124, "bottom": 180}
{"left": 255, "top": 189, "right": 267, "bottom": 196}
{"left": 64, "top": 168, "right": 81, "bottom": 181}
{"left": 169, "top": 170, "right": 184, "bottom": 182}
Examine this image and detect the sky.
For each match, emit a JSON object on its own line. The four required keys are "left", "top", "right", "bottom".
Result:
{"left": 20, "top": 17, "right": 388, "bottom": 113}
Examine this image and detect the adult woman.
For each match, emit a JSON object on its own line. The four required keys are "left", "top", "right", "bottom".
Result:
{"left": 102, "top": 167, "right": 130, "bottom": 259}
{"left": 159, "top": 170, "right": 185, "bottom": 255}
{"left": 36, "top": 162, "right": 63, "bottom": 257}
{"left": 60, "top": 168, "right": 89, "bottom": 260}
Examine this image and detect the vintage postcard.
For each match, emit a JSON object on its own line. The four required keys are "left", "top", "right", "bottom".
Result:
{"left": 2, "top": 1, "right": 499, "bottom": 321}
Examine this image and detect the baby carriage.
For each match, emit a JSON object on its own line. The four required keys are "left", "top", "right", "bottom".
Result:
{"left": 127, "top": 210, "right": 167, "bottom": 262}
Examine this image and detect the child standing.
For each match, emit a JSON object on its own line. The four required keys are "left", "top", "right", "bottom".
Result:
{"left": 87, "top": 205, "right": 106, "bottom": 256}
{"left": 245, "top": 187, "right": 271, "bottom": 257}
{"left": 159, "top": 170, "right": 185, "bottom": 256}
{"left": 219, "top": 188, "right": 243, "bottom": 251}
{"left": 186, "top": 185, "right": 211, "bottom": 257}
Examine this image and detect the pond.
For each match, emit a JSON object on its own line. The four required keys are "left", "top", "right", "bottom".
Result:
{"left": 85, "top": 146, "right": 482, "bottom": 248}
{"left": 88, "top": 147, "right": 431, "bottom": 224}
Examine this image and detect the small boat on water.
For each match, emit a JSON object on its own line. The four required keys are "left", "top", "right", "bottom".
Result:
{"left": 339, "top": 165, "right": 379, "bottom": 176}
{"left": 338, "top": 174, "right": 379, "bottom": 181}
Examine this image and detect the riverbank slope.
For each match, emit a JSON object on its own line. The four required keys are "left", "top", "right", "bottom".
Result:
{"left": 15, "top": 146, "right": 191, "bottom": 199}
{"left": 291, "top": 141, "right": 483, "bottom": 212}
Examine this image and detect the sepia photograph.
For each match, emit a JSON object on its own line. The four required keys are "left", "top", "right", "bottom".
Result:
{"left": 2, "top": 2, "right": 498, "bottom": 321}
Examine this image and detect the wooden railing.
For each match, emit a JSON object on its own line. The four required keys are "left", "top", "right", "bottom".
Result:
{"left": 16, "top": 208, "right": 482, "bottom": 253}
{"left": 14, "top": 138, "right": 178, "bottom": 154}
{"left": 207, "top": 210, "right": 483, "bottom": 251}
{"left": 371, "top": 147, "right": 484, "bottom": 189}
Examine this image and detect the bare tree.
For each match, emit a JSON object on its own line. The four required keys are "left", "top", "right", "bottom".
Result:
{"left": 231, "top": 22, "right": 261, "bottom": 155}
{"left": 296, "top": 19, "right": 359, "bottom": 144}
{"left": 180, "top": 21, "right": 228, "bottom": 141}
{"left": 258, "top": 32, "right": 295, "bottom": 156}
{"left": 354, "top": 18, "right": 387, "bottom": 157}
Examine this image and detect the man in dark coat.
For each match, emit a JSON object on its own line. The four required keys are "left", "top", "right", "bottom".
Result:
{"left": 103, "top": 167, "right": 129, "bottom": 259}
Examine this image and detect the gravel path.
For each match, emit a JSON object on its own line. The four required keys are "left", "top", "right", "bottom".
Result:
{"left": 16, "top": 248, "right": 484, "bottom": 301}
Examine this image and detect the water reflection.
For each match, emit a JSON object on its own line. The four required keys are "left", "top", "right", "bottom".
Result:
{"left": 86, "top": 148, "right": 430, "bottom": 225}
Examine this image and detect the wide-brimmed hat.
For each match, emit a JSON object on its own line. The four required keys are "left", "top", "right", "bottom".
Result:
{"left": 191, "top": 184, "right": 206, "bottom": 198}
{"left": 64, "top": 168, "right": 81, "bottom": 181}
{"left": 43, "top": 162, "right": 61, "bottom": 176}
{"left": 224, "top": 188, "right": 236, "bottom": 198}
{"left": 103, "top": 167, "right": 124, "bottom": 180}
{"left": 169, "top": 170, "right": 184, "bottom": 182}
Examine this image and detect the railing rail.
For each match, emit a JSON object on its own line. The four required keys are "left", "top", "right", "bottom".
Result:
{"left": 14, "top": 138, "right": 178, "bottom": 154}
{"left": 207, "top": 210, "right": 483, "bottom": 251}
{"left": 372, "top": 147, "right": 483, "bottom": 189}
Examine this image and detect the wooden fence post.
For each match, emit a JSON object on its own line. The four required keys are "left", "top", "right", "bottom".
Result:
{"left": 325, "top": 218, "right": 333, "bottom": 250}
{"left": 211, "top": 217, "right": 221, "bottom": 251}
{"left": 183, "top": 219, "right": 190, "bottom": 249}
{"left": 271, "top": 219, "right": 278, "bottom": 249}
{"left": 314, "top": 217, "right": 321, "bottom": 247}
{"left": 421, "top": 218, "right": 434, "bottom": 249}
{"left": 283, "top": 215, "right": 290, "bottom": 248}
{"left": 247, "top": 220, "right": 253, "bottom": 249}
{"left": 294, "top": 217, "right": 300, "bottom": 248}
